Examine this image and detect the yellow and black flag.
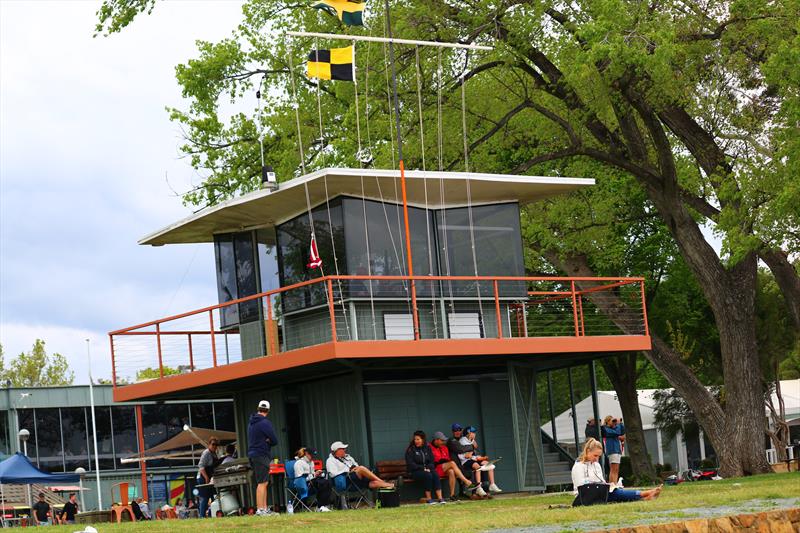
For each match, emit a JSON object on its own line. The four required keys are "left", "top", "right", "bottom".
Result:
{"left": 312, "top": 0, "right": 364, "bottom": 26}
{"left": 307, "top": 46, "right": 354, "bottom": 81}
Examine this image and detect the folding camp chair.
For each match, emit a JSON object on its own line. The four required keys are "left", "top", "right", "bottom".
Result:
{"left": 330, "top": 472, "right": 373, "bottom": 510}
{"left": 284, "top": 460, "right": 314, "bottom": 512}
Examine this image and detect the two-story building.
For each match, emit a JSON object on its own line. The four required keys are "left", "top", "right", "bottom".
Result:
{"left": 109, "top": 168, "right": 651, "bottom": 498}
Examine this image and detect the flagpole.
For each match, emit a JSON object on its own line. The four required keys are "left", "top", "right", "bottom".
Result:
{"left": 383, "top": 0, "right": 419, "bottom": 340}
{"left": 86, "top": 339, "right": 103, "bottom": 511}
{"left": 285, "top": 30, "right": 492, "bottom": 51}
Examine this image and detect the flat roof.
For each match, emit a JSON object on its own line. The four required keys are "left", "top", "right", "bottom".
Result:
{"left": 140, "top": 167, "right": 594, "bottom": 246}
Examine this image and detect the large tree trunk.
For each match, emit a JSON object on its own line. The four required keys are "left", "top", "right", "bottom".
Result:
{"left": 600, "top": 353, "right": 657, "bottom": 482}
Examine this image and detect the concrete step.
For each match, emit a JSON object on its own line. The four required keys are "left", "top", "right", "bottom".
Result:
{"left": 542, "top": 452, "right": 563, "bottom": 462}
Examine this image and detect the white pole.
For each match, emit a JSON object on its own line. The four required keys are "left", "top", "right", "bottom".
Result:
{"left": 86, "top": 340, "right": 102, "bottom": 510}
{"left": 285, "top": 30, "right": 493, "bottom": 50}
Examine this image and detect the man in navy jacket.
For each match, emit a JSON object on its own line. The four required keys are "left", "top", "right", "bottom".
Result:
{"left": 248, "top": 400, "right": 279, "bottom": 516}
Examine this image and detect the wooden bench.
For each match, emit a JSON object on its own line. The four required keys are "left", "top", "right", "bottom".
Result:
{"left": 375, "top": 460, "right": 410, "bottom": 483}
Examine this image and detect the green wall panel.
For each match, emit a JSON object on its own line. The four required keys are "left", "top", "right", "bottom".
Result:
{"left": 298, "top": 373, "right": 368, "bottom": 462}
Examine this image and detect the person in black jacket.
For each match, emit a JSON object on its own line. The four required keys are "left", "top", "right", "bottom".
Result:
{"left": 405, "top": 430, "right": 445, "bottom": 505}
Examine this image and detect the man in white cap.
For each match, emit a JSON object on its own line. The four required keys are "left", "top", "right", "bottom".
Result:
{"left": 325, "top": 441, "right": 394, "bottom": 492}
{"left": 248, "top": 400, "right": 279, "bottom": 516}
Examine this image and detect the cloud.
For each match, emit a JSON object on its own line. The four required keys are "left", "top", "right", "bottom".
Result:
{"left": 1, "top": 1, "right": 244, "bottom": 381}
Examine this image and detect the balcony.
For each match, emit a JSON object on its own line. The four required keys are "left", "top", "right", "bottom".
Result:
{"left": 109, "top": 275, "right": 651, "bottom": 401}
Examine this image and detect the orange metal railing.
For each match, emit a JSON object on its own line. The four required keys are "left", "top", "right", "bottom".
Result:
{"left": 109, "top": 275, "right": 648, "bottom": 387}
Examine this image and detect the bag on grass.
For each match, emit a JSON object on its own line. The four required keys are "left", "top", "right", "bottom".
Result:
{"left": 573, "top": 482, "right": 609, "bottom": 506}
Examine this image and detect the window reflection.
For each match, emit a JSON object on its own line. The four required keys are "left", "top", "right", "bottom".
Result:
{"left": 111, "top": 406, "right": 139, "bottom": 468}
{"left": 35, "top": 409, "right": 63, "bottom": 472}
{"left": 213, "top": 402, "right": 235, "bottom": 432}
{"left": 91, "top": 407, "right": 115, "bottom": 470}
{"left": 17, "top": 409, "right": 37, "bottom": 464}
{"left": 61, "top": 407, "right": 90, "bottom": 472}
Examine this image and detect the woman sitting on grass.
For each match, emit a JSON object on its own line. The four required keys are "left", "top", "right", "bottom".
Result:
{"left": 572, "top": 438, "right": 662, "bottom": 505}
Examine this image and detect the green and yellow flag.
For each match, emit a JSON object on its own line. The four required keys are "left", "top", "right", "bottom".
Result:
{"left": 312, "top": 0, "right": 364, "bottom": 26}
{"left": 307, "top": 46, "right": 354, "bottom": 81}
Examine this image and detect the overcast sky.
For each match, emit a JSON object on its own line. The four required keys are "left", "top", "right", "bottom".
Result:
{"left": 1, "top": 1, "right": 245, "bottom": 383}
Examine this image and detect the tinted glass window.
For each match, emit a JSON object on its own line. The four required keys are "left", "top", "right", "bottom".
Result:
{"left": 277, "top": 199, "right": 344, "bottom": 311}
{"left": 142, "top": 404, "right": 191, "bottom": 468}
{"left": 213, "top": 402, "right": 235, "bottom": 432}
{"left": 90, "top": 407, "right": 115, "bottom": 470}
{"left": 437, "top": 203, "right": 524, "bottom": 296}
{"left": 61, "top": 407, "right": 90, "bottom": 472}
{"left": 111, "top": 406, "right": 138, "bottom": 469}
{"left": 234, "top": 232, "right": 260, "bottom": 323}
{"left": 215, "top": 235, "right": 239, "bottom": 327}
{"left": 190, "top": 403, "right": 215, "bottom": 430}
{"left": 257, "top": 228, "right": 280, "bottom": 294}
{"left": 35, "top": 409, "right": 63, "bottom": 472}
{"left": 17, "top": 408, "right": 37, "bottom": 463}
{"left": 0, "top": 411, "right": 9, "bottom": 456}
{"left": 342, "top": 198, "right": 437, "bottom": 297}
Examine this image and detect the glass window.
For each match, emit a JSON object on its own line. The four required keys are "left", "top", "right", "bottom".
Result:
{"left": 111, "top": 406, "right": 139, "bottom": 469}
{"left": 17, "top": 408, "right": 37, "bottom": 463}
{"left": 142, "top": 404, "right": 191, "bottom": 468}
{"left": 277, "top": 198, "right": 345, "bottom": 311}
{"left": 90, "top": 407, "right": 115, "bottom": 470}
{"left": 214, "top": 235, "right": 240, "bottom": 327}
{"left": 61, "top": 407, "right": 90, "bottom": 472}
{"left": 213, "top": 402, "right": 235, "bottom": 432}
{"left": 35, "top": 409, "right": 63, "bottom": 472}
{"left": 257, "top": 228, "right": 280, "bottom": 295}
{"left": 342, "top": 198, "right": 437, "bottom": 298}
{"left": 0, "top": 410, "right": 9, "bottom": 457}
{"left": 437, "top": 203, "right": 525, "bottom": 296}
{"left": 190, "top": 403, "right": 215, "bottom": 430}
{"left": 234, "top": 232, "right": 260, "bottom": 324}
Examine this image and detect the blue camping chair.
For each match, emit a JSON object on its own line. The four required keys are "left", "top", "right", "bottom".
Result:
{"left": 329, "top": 472, "right": 373, "bottom": 510}
{"left": 283, "top": 459, "right": 313, "bottom": 512}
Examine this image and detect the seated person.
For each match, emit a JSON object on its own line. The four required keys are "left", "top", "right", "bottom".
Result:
{"left": 458, "top": 426, "right": 502, "bottom": 495}
{"left": 221, "top": 443, "right": 237, "bottom": 464}
{"left": 131, "top": 498, "right": 150, "bottom": 521}
{"left": 174, "top": 497, "right": 188, "bottom": 519}
{"left": 326, "top": 441, "right": 394, "bottom": 491}
{"left": 293, "top": 447, "right": 332, "bottom": 512}
{"left": 430, "top": 431, "right": 477, "bottom": 501}
{"left": 405, "top": 430, "right": 445, "bottom": 504}
{"left": 572, "top": 438, "right": 662, "bottom": 505}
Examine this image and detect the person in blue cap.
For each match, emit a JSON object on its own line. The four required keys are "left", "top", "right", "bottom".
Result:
{"left": 457, "top": 425, "right": 502, "bottom": 495}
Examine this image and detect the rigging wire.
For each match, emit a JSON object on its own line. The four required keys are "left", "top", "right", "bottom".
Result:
{"left": 312, "top": 38, "right": 351, "bottom": 340}
{"left": 437, "top": 48, "right": 455, "bottom": 314}
{"left": 353, "top": 39, "right": 378, "bottom": 339}
{"left": 461, "top": 63, "right": 486, "bottom": 335}
{"left": 286, "top": 41, "right": 306, "bottom": 174}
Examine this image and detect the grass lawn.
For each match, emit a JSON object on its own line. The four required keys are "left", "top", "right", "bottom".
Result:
{"left": 67, "top": 472, "right": 798, "bottom": 532}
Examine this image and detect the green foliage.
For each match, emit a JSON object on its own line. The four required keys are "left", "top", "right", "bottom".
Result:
{"left": 94, "top": 0, "right": 157, "bottom": 37}
{"left": 135, "top": 366, "right": 180, "bottom": 381}
{"left": 757, "top": 269, "right": 799, "bottom": 381}
{"left": 0, "top": 340, "right": 74, "bottom": 387}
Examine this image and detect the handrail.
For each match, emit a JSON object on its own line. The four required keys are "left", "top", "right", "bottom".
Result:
{"left": 110, "top": 274, "right": 643, "bottom": 334}
{"left": 109, "top": 274, "right": 648, "bottom": 389}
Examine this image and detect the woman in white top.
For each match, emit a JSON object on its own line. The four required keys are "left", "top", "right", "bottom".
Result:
{"left": 572, "top": 438, "right": 661, "bottom": 505}
{"left": 292, "top": 447, "right": 332, "bottom": 511}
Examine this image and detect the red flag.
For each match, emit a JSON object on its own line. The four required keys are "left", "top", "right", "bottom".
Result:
{"left": 307, "top": 234, "right": 323, "bottom": 269}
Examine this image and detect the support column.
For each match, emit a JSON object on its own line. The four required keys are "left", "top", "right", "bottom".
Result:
{"left": 135, "top": 405, "right": 148, "bottom": 501}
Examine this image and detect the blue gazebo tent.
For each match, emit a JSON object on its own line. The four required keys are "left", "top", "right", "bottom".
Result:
{"left": 0, "top": 453, "right": 79, "bottom": 524}
{"left": 0, "top": 453, "right": 80, "bottom": 484}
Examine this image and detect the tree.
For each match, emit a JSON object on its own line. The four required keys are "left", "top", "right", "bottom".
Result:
{"left": 136, "top": 366, "right": 180, "bottom": 381}
{"left": 0, "top": 340, "right": 74, "bottom": 387}
{"left": 97, "top": 0, "right": 800, "bottom": 476}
